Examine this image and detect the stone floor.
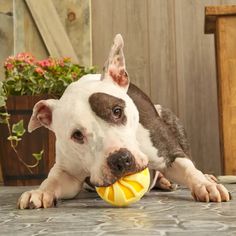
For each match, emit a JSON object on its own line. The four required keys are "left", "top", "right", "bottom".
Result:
{"left": 0, "top": 184, "right": 236, "bottom": 236}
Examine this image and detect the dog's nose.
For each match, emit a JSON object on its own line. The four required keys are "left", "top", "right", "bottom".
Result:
{"left": 107, "top": 148, "right": 134, "bottom": 175}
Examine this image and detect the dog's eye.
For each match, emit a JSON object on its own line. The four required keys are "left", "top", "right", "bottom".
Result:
{"left": 72, "top": 130, "right": 84, "bottom": 144}
{"left": 112, "top": 106, "right": 123, "bottom": 119}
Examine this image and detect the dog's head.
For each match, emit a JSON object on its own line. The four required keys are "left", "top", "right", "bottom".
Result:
{"left": 28, "top": 34, "right": 148, "bottom": 186}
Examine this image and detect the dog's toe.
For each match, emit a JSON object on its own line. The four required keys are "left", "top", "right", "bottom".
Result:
{"left": 216, "top": 184, "right": 230, "bottom": 202}
{"left": 191, "top": 182, "right": 230, "bottom": 202}
{"left": 18, "top": 191, "right": 31, "bottom": 209}
{"left": 17, "top": 190, "right": 56, "bottom": 210}
{"left": 42, "top": 192, "right": 55, "bottom": 208}
{"left": 29, "top": 190, "right": 43, "bottom": 209}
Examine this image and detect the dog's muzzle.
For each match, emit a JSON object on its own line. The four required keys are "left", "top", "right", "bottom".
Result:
{"left": 107, "top": 148, "right": 135, "bottom": 176}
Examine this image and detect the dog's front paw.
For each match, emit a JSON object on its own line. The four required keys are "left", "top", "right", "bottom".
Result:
{"left": 17, "top": 189, "right": 57, "bottom": 209}
{"left": 191, "top": 182, "right": 231, "bottom": 202}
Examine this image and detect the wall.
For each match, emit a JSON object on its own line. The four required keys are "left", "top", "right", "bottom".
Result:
{"left": 91, "top": 0, "right": 236, "bottom": 175}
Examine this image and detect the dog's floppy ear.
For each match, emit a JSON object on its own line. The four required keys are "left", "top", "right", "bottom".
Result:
{"left": 101, "top": 34, "right": 129, "bottom": 91}
{"left": 28, "top": 99, "right": 57, "bottom": 133}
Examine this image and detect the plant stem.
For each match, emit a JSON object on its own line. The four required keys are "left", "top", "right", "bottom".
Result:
{"left": 4, "top": 105, "right": 39, "bottom": 174}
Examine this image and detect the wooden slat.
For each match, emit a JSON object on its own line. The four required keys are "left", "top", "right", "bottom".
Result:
{"left": 148, "top": 0, "right": 178, "bottom": 112}
{"left": 52, "top": 0, "right": 91, "bottom": 66}
{"left": 91, "top": 0, "right": 114, "bottom": 71}
{"left": 13, "top": 0, "right": 48, "bottom": 59}
{"left": 91, "top": 0, "right": 151, "bottom": 96}
{"left": 25, "top": 0, "right": 79, "bottom": 63}
{"left": 175, "top": 0, "right": 222, "bottom": 175}
{"left": 0, "top": 0, "right": 13, "bottom": 13}
{"left": 23, "top": 1, "right": 48, "bottom": 60}
{"left": 0, "top": 14, "right": 13, "bottom": 73}
{"left": 124, "top": 0, "right": 150, "bottom": 95}
{"left": 13, "top": 0, "right": 25, "bottom": 54}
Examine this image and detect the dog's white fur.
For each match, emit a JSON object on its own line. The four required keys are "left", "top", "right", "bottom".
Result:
{"left": 18, "top": 35, "right": 230, "bottom": 209}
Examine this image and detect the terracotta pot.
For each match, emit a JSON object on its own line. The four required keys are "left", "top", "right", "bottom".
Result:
{"left": 0, "top": 96, "right": 55, "bottom": 186}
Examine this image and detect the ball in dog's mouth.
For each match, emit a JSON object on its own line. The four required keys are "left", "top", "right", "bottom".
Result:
{"left": 95, "top": 168, "right": 150, "bottom": 207}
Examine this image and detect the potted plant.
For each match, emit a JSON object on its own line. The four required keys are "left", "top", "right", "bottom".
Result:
{"left": 0, "top": 53, "right": 95, "bottom": 186}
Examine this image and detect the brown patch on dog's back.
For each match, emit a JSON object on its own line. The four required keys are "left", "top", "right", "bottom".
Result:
{"left": 158, "top": 106, "right": 191, "bottom": 157}
{"left": 89, "top": 92, "right": 127, "bottom": 125}
{"left": 128, "top": 83, "right": 187, "bottom": 164}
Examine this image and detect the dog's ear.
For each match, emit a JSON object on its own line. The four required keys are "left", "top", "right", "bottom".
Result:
{"left": 101, "top": 34, "right": 129, "bottom": 91}
{"left": 28, "top": 99, "right": 57, "bottom": 132}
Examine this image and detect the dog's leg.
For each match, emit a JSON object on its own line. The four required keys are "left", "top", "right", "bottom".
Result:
{"left": 17, "top": 165, "right": 86, "bottom": 209}
{"left": 150, "top": 170, "right": 177, "bottom": 191}
{"left": 162, "top": 158, "right": 230, "bottom": 202}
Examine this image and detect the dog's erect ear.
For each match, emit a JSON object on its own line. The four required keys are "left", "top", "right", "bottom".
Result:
{"left": 28, "top": 99, "right": 57, "bottom": 133}
{"left": 101, "top": 34, "right": 129, "bottom": 91}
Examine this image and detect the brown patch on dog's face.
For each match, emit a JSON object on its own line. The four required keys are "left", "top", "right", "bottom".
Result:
{"left": 89, "top": 92, "right": 127, "bottom": 125}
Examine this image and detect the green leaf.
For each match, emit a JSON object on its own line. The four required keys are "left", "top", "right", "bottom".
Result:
{"left": 7, "top": 135, "right": 21, "bottom": 141}
{"left": 0, "top": 82, "right": 6, "bottom": 95}
{"left": 15, "top": 80, "right": 22, "bottom": 91}
{"left": 29, "top": 76, "right": 37, "bottom": 84}
{"left": 0, "top": 96, "right": 6, "bottom": 107}
{"left": 32, "top": 150, "right": 44, "bottom": 161}
{"left": 12, "top": 120, "right": 26, "bottom": 137}
{"left": 0, "top": 112, "right": 10, "bottom": 124}
{"left": 0, "top": 112, "right": 10, "bottom": 117}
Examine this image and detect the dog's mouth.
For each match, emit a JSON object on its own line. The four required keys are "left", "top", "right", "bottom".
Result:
{"left": 90, "top": 164, "right": 148, "bottom": 188}
{"left": 88, "top": 148, "right": 149, "bottom": 188}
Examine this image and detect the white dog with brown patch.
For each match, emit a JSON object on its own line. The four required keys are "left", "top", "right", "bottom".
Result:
{"left": 18, "top": 34, "right": 230, "bottom": 209}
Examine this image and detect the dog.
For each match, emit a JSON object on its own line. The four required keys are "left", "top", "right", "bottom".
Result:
{"left": 18, "top": 34, "right": 230, "bottom": 209}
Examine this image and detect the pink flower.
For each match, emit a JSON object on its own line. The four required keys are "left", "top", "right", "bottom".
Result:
{"left": 16, "top": 52, "right": 35, "bottom": 64}
{"left": 37, "top": 58, "right": 55, "bottom": 68}
{"left": 4, "top": 56, "right": 15, "bottom": 66}
{"left": 35, "top": 67, "right": 45, "bottom": 75}
{"left": 4, "top": 63, "right": 14, "bottom": 70}
{"left": 59, "top": 60, "right": 65, "bottom": 67}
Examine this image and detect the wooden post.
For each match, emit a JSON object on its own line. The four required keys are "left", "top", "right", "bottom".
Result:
{"left": 205, "top": 5, "right": 236, "bottom": 175}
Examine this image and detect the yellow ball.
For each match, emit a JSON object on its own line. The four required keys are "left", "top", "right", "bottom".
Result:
{"left": 96, "top": 168, "right": 150, "bottom": 207}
